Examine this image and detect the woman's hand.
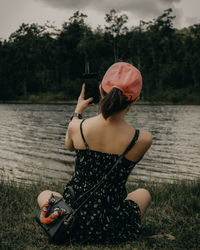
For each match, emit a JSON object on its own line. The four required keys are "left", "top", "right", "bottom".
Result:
{"left": 74, "top": 83, "right": 94, "bottom": 115}
{"left": 66, "top": 84, "right": 93, "bottom": 150}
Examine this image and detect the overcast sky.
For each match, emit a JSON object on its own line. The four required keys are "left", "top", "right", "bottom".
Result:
{"left": 1, "top": 0, "right": 200, "bottom": 40}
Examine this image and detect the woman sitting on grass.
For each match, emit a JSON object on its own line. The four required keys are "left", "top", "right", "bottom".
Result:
{"left": 37, "top": 62, "right": 152, "bottom": 243}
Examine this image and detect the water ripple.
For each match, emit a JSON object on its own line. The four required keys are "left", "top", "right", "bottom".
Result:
{"left": 0, "top": 104, "right": 200, "bottom": 184}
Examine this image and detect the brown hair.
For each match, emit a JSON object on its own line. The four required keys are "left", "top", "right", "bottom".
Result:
{"left": 100, "top": 87, "right": 133, "bottom": 120}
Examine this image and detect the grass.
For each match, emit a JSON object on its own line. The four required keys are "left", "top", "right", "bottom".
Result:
{"left": 0, "top": 179, "right": 199, "bottom": 250}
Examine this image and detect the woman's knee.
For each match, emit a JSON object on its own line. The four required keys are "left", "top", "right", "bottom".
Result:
{"left": 37, "top": 190, "right": 63, "bottom": 208}
{"left": 138, "top": 188, "right": 151, "bottom": 203}
{"left": 126, "top": 188, "right": 151, "bottom": 217}
{"left": 127, "top": 188, "right": 151, "bottom": 200}
{"left": 37, "top": 190, "right": 52, "bottom": 207}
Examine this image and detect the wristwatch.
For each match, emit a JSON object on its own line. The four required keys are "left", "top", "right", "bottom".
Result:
{"left": 70, "top": 112, "right": 83, "bottom": 121}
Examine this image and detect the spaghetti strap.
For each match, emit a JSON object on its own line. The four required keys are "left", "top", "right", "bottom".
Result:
{"left": 123, "top": 129, "right": 140, "bottom": 156}
{"left": 80, "top": 119, "right": 89, "bottom": 149}
{"left": 80, "top": 121, "right": 139, "bottom": 153}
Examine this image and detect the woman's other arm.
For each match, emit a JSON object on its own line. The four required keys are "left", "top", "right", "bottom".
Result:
{"left": 65, "top": 84, "right": 94, "bottom": 151}
{"left": 65, "top": 122, "right": 75, "bottom": 151}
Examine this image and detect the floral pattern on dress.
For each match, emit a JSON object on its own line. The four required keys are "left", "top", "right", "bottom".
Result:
{"left": 63, "top": 149, "right": 141, "bottom": 243}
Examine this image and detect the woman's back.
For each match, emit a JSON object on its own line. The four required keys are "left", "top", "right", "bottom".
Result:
{"left": 67, "top": 115, "right": 152, "bottom": 163}
{"left": 64, "top": 117, "right": 144, "bottom": 243}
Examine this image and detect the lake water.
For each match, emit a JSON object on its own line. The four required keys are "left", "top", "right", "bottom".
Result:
{"left": 0, "top": 104, "right": 199, "bottom": 184}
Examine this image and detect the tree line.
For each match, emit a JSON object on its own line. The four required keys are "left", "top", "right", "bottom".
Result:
{"left": 0, "top": 8, "right": 199, "bottom": 103}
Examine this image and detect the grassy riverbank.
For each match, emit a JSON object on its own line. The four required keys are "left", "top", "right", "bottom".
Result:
{"left": 1, "top": 179, "right": 199, "bottom": 250}
{"left": 1, "top": 99, "right": 199, "bottom": 105}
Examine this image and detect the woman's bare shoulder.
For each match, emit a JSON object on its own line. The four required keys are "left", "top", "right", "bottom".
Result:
{"left": 139, "top": 130, "right": 153, "bottom": 145}
{"left": 124, "top": 129, "right": 152, "bottom": 162}
{"left": 136, "top": 129, "right": 153, "bottom": 154}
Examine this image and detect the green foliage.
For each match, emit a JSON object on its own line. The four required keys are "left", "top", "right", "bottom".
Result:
{"left": 105, "top": 9, "right": 128, "bottom": 37}
{"left": 0, "top": 9, "right": 200, "bottom": 104}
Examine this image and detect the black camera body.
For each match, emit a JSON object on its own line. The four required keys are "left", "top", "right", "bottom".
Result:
{"left": 83, "top": 73, "right": 100, "bottom": 104}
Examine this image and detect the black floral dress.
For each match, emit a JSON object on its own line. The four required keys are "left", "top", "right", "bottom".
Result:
{"left": 63, "top": 120, "right": 141, "bottom": 243}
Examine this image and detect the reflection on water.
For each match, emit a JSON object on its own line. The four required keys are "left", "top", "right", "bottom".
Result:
{"left": 0, "top": 104, "right": 200, "bottom": 184}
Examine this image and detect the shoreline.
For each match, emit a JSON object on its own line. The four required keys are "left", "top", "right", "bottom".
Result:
{"left": 0, "top": 100, "right": 200, "bottom": 105}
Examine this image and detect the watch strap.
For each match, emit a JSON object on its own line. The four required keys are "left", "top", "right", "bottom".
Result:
{"left": 70, "top": 113, "right": 83, "bottom": 120}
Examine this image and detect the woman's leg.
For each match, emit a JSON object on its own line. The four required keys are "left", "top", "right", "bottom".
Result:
{"left": 125, "top": 188, "right": 151, "bottom": 218}
{"left": 37, "top": 190, "right": 63, "bottom": 208}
